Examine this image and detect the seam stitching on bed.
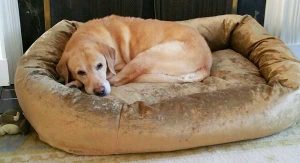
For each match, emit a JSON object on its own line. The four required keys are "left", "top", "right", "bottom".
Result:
{"left": 116, "top": 103, "right": 124, "bottom": 152}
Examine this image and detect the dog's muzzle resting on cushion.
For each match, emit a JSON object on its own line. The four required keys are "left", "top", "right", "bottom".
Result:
{"left": 56, "top": 15, "right": 212, "bottom": 96}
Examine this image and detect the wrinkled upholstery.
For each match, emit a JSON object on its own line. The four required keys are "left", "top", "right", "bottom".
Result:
{"left": 15, "top": 15, "right": 300, "bottom": 155}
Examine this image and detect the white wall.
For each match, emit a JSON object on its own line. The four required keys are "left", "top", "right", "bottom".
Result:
{"left": 0, "top": 0, "right": 23, "bottom": 86}
{"left": 264, "top": 0, "right": 300, "bottom": 59}
{"left": 0, "top": 28, "right": 10, "bottom": 86}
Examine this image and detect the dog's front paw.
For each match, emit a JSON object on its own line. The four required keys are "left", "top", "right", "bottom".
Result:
{"left": 107, "top": 72, "right": 115, "bottom": 80}
{"left": 108, "top": 77, "right": 120, "bottom": 86}
{"left": 66, "top": 80, "right": 83, "bottom": 88}
{"left": 108, "top": 78, "right": 116, "bottom": 86}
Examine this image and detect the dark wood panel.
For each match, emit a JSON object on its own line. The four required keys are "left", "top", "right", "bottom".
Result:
{"left": 155, "top": 0, "right": 233, "bottom": 21}
{"left": 18, "top": 0, "right": 266, "bottom": 52}
{"left": 50, "top": 0, "right": 154, "bottom": 25}
{"left": 0, "top": 85, "right": 19, "bottom": 114}
{"left": 237, "top": 0, "right": 266, "bottom": 25}
{"left": 18, "top": 0, "right": 45, "bottom": 52}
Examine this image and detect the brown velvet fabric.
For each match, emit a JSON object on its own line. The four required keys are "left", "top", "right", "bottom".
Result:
{"left": 231, "top": 16, "right": 300, "bottom": 88}
{"left": 15, "top": 15, "right": 300, "bottom": 155}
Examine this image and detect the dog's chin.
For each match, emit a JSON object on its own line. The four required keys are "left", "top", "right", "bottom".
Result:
{"left": 85, "top": 80, "right": 111, "bottom": 96}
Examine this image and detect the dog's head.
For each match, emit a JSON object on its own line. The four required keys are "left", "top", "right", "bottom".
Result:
{"left": 56, "top": 42, "right": 116, "bottom": 96}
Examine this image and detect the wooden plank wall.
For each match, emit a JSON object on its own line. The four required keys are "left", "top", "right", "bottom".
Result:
{"left": 18, "top": 0, "right": 266, "bottom": 52}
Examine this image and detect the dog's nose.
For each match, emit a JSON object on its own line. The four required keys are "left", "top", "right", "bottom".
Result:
{"left": 93, "top": 86, "right": 106, "bottom": 96}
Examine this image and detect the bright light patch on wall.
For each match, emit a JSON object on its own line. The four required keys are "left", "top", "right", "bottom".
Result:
{"left": 0, "top": 2, "right": 10, "bottom": 86}
{"left": 264, "top": 0, "right": 300, "bottom": 45}
{"left": 264, "top": 0, "right": 300, "bottom": 59}
{"left": 0, "top": 0, "right": 23, "bottom": 85}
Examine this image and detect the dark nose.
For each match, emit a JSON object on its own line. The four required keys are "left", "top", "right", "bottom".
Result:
{"left": 93, "top": 86, "right": 106, "bottom": 96}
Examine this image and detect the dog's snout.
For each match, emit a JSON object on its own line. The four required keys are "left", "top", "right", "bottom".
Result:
{"left": 93, "top": 86, "right": 106, "bottom": 96}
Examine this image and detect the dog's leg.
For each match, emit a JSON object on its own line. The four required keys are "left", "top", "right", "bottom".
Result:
{"left": 109, "top": 41, "right": 182, "bottom": 86}
{"left": 133, "top": 67, "right": 210, "bottom": 83}
{"left": 109, "top": 59, "right": 147, "bottom": 86}
{"left": 109, "top": 41, "right": 209, "bottom": 86}
{"left": 66, "top": 80, "right": 83, "bottom": 88}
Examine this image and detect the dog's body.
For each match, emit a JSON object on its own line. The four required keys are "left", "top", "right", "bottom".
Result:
{"left": 57, "top": 15, "right": 212, "bottom": 96}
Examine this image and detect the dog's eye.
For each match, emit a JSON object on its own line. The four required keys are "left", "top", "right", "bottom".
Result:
{"left": 96, "top": 63, "right": 103, "bottom": 70}
{"left": 77, "top": 70, "right": 86, "bottom": 76}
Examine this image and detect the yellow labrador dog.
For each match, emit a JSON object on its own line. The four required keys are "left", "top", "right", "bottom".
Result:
{"left": 56, "top": 15, "right": 212, "bottom": 96}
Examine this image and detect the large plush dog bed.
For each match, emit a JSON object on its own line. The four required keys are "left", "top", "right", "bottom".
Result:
{"left": 15, "top": 15, "right": 300, "bottom": 155}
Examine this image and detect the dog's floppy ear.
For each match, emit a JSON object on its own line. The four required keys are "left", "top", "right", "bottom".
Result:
{"left": 104, "top": 47, "right": 116, "bottom": 75}
{"left": 56, "top": 54, "right": 70, "bottom": 84}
